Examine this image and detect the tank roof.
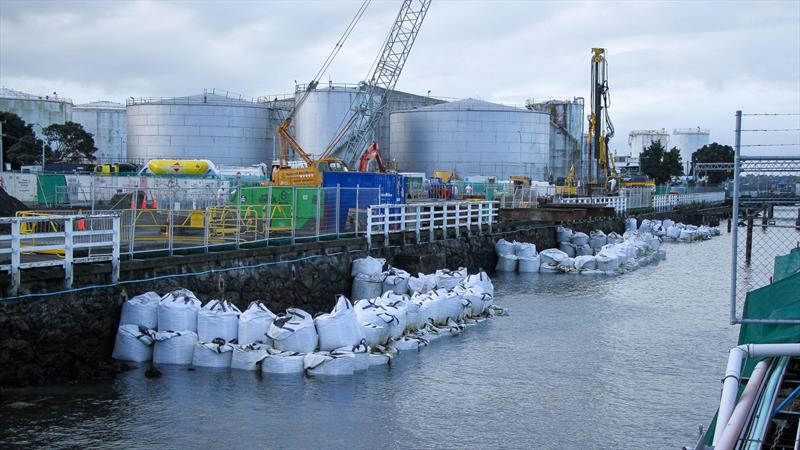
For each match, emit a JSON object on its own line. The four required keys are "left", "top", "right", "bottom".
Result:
{"left": 127, "top": 89, "right": 265, "bottom": 107}
{"left": 673, "top": 127, "right": 710, "bottom": 134}
{"left": 74, "top": 101, "right": 125, "bottom": 110}
{"left": 0, "top": 87, "right": 73, "bottom": 103}
{"left": 395, "top": 98, "right": 533, "bottom": 113}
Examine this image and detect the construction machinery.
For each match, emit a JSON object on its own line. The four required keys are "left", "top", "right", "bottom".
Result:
{"left": 357, "top": 141, "right": 389, "bottom": 173}
{"left": 587, "top": 48, "right": 620, "bottom": 195}
{"left": 555, "top": 164, "right": 578, "bottom": 196}
{"left": 272, "top": 0, "right": 432, "bottom": 186}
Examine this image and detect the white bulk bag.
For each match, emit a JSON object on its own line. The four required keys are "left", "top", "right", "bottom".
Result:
{"left": 463, "top": 271, "right": 494, "bottom": 296}
{"left": 435, "top": 267, "right": 467, "bottom": 290}
{"left": 606, "top": 232, "right": 624, "bottom": 244}
{"left": 558, "top": 242, "right": 576, "bottom": 258}
{"left": 495, "top": 254, "right": 518, "bottom": 272}
{"left": 556, "top": 226, "right": 573, "bottom": 243}
{"left": 666, "top": 224, "right": 682, "bottom": 239}
{"left": 238, "top": 301, "right": 276, "bottom": 345}
{"left": 382, "top": 267, "right": 411, "bottom": 295}
{"left": 518, "top": 255, "right": 541, "bottom": 273}
{"left": 513, "top": 241, "right": 537, "bottom": 258}
{"left": 557, "top": 257, "right": 576, "bottom": 273}
{"left": 197, "top": 300, "right": 241, "bottom": 342}
{"left": 662, "top": 219, "right": 675, "bottom": 230}
{"left": 439, "top": 291, "right": 469, "bottom": 322}
{"left": 408, "top": 273, "right": 438, "bottom": 295}
{"left": 157, "top": 289, "right": 201, "bottom": 332}
{"left": 261, "top": 349, "right": 305, "bottom": 374}
{"left": 679, "top": 228, "right": 695, "bottom": 241}
{"left": 333, "top": 342, "right": 369, "bottom": 371}
{"left": 315, "top": 295, "right": 366, "bottom": 351}
{"left": 267, "top": 308, "right": 319, "bottom": 353}
{"left": 589, "top": 230, "right": 607, "bottom": 250}
{"left": 304, "top": 352, "right": 355, "bottom": 376}
{"left": 350, "top": 256, "right": 386, "bottom": 277}
{"left": 625, "top": 218, "right": 637, "bottom": 232}
{"left": 359, "top": 321, "right": 389, "bottom": 347}
{"left": 595, "top": 253, "right": 620, "bottom": 272}
{"left": 462, "top": 289, "right": 491, "bottom": 316}
{"left": 354, "top": 299, "right": 396, "bottom": 346}
{"left": 648, "top": 236, "right": 662, "bottom": 252}
{"left": 540, "top": 248, "right": 569, "bottom": 266}
{"left": 230, "top": 343, "right": 269, "bottom": 371}
{"left": 576, "top": 244, "right": 593, "bottom": 256}
{"left": 574, "top": 255, "right": 597, "bottom": 271}
{"left": 639, "top": 219, "right": 654, "bottom": 234}
{"left": 192, "top": 339, "right": 234, "bottom": 369}
{"left": 153, "top": 330, "right": 198, "bottom": 365}
{"left": 392, "top": 337, "right": 420, "bottom": 352}
{"left": 119, "top": 292, "right": 160, "bottom": 329}
{"left": 112, "top": 324, "right": 155, "bottom": 362}
{"left": 495, "top": 239, "right": 514, "bottom": 256}
{"left": 351, "top": 273, "right": 384, "bottom": 301}
{"left": 368, "top": 351, "right": 392, "bottom": 366}
{"left": 571, "top": 232, "right": 589, "bottom": 247}
{"left": 376, "top": 294, "right": 409, "bottom": 339}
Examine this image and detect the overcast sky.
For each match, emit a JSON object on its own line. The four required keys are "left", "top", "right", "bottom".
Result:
{"left": 1, "top": 0, "right": 798, "bottom": 155}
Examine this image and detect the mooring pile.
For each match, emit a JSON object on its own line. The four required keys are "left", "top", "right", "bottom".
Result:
{"left": 112, "top": 258, "right": 504, "bottom": 376}
{"left": 495, "top": 217, "right": 720, "bottom": 275}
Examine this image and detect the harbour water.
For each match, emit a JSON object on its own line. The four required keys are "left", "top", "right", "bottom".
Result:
{"left": 1, "top": 235, "right": 741, "bottom": 449}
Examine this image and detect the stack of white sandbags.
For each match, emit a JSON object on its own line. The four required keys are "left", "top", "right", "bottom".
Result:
{"left": 193, "top": 300, "right": 241, "bottom": 369}
{"left": 112, "top": 292, "right": 161, "bottom": 362}
{"left": 494, "top": 239, "right": 518, "bottom": 272}
{"left": 351, "top": 256, "right": 386, "bottom": 301}
{"left": 153, "top": 289, "right": 201, "bottom": 365}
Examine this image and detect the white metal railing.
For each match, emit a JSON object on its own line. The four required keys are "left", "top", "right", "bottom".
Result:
{"left": 557, "top": 191, "right": 725, "bottom": 214}
{"left": 0, "top": 214, "right": 120, "bottom": 295}
{"left": 365, "top": 201, "right": 498, "bottom": 246}
{"left": 652, "top": 191, "right": 726, "bottom": 211}
{"left": 558, "top": 196, "right": 628, "bottom": 213}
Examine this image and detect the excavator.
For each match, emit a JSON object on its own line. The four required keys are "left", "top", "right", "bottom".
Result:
{"left": 271, "top": 0, "right": 431, "bottom": 186}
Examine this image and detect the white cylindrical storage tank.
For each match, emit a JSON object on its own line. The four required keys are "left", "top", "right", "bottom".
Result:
{"left": 293, "top": 84, "right": 361, "bottom": 160}
{"left": 529, "top": 98, "right": 585, "bottom": 182}
{"left": 126, "top": 90, "right": 272, "bottom": 165}
{"left": 628, "top": 129, "right": 670, "bottom": 158}
{"left": 389, "top": 98, "right": 550, "bottom": 180}
{"left": 72, "top": 101, "right": 127, "bottom": 162}
{"left": 0, "top": 88, "right": 72, "bottom": 137}
{"left": 672, "top": 127, "right": 710, "bottom": 174}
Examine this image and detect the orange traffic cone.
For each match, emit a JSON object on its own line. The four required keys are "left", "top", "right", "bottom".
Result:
{"left": 76, "top": 209, "right": 86, "bottom": 231}
{"left": 140, "top": 196, "right": 148, "bottom": 210}
{"left": 152, "top": 197, "right": 158, "bottom": 209}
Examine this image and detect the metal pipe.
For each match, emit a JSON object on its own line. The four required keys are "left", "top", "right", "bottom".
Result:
{"left": 715, "top": 360, "right": 770, "bottom": 450}
{"left": 713, "top": 343, "right": 800, "bottom": 446}
{"left": 730, "top": 110, "right": 742, "bottom": 325}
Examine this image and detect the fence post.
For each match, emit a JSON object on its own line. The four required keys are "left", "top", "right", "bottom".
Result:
{"left": 315, "top": 186, "right": 321, "bottom": 241}
{"left": 266, "top": 186, "right": 272, "bottom": 245}
{"left": 112, "top": 215, "right": 120, "bottom": 283}
{"left": 467, "top": 202, "right": 473, "bottom": 235}
{"left": 130, "top": 189, "right": 138, "bottom": 257}
{"left": 64, "top": 217, "right": 74, "bottom": 289}
{"left": 291, "top": 186, "right": 296, "bottom": 244}
{"left": 355, "top": 185, "right": 360, "bottom": 236}
{"left": 168, "top": 189, "right": 174, "bottom": 256}
{"left": 429, "top": 205, "right": 435, "bottom": 241}
{"left": 415, "top": 204, "right": 421, "bottom": 242}
{"left": 455, "top": 203, "right": 461, "bottom": 238}
{"left": 366, "top": 206, "right": 372, "bottom": 247}
{"left": 9, "top": 220, "right": 21, "bottom": 295}
{"left": 235, "top": 177, "right": 241, "bottom": 249}
{"left": 90, "top": 174, "right": 96, "bottom": 214}
{"left": 383, "top": 204, "right": 390, "bottom": 242}
{"left": 488, "top": 202, "right": 494, "bottom": 233}
{"left": 335, "top": 185, "right": 340, "bottom": 239}
{"left": 203, "top": 207, "right": 210, "bottom": 252}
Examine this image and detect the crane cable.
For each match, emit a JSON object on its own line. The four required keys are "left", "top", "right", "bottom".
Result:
{"left": 311, "top": 0, "right": 372, "bottom": 85}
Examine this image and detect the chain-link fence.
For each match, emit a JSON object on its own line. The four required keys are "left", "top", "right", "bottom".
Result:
{"left": 730, "top": 109, "right": 800, "bottom": 323}
{"left": 731, "top": 157, "right": 800, "bottom": 323}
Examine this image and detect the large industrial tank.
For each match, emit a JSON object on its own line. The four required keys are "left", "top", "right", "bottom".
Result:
{"left": 628, "top": 129, "right": 670, "bottom": 158}
{"left": 389, "top": 98, "right": 550, "bottom": 180}
{"left": 126, "top": 89, "right": 274, "bottom": 165}
{"left": 72, "top": 101, "right": 127, "bottom": 162}
{"left": 672, "top": 127, "right": 710, "bottom": 173}
{"left": 528, "top": 98, "right": 585, "bottom": 182}
{"left": 292, "top": 83, "right": 444, "bottom": 160}
{"left": 0, "top": 87, "right": 72, "bottom": 137}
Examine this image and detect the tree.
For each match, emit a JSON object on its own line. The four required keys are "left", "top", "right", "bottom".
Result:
{"left": 0, "top": 111, "right": 45, "bottom": 169}
{"left": 42, "top": 121, "right": 98, "bottom": 162}
{"left": 639, "top": 141, "right": 684, "bottom": 184}
{"left": 691, "top": 142, "right": 735, "bottom": 184}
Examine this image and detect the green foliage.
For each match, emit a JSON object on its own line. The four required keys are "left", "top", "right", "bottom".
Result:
{"left": 639, "top": 141, "right": 684, "bottom": 184}
{"left": 691, "top": 142, "right": 735, "bottom": 184}
{"left": 0, "top": 111, "right": 45, "bottom": 168}
{"left": 42, "top": 121, "right": 98, "bottom": 163}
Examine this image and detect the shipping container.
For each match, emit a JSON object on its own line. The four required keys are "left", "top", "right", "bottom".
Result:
{"left": 322, "top": 172, "right": 405, "bottom": 230}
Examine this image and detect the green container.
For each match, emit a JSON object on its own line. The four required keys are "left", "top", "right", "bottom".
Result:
{"left": 233, "top": 186, "right": 322, "bottom": 231}
{"left": 36, "top": 174, "right": 67, "bottom": 206}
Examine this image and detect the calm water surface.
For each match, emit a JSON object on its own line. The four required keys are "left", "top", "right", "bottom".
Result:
{"left": 1, "top": 235, "right": 742, "bottom": 449}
